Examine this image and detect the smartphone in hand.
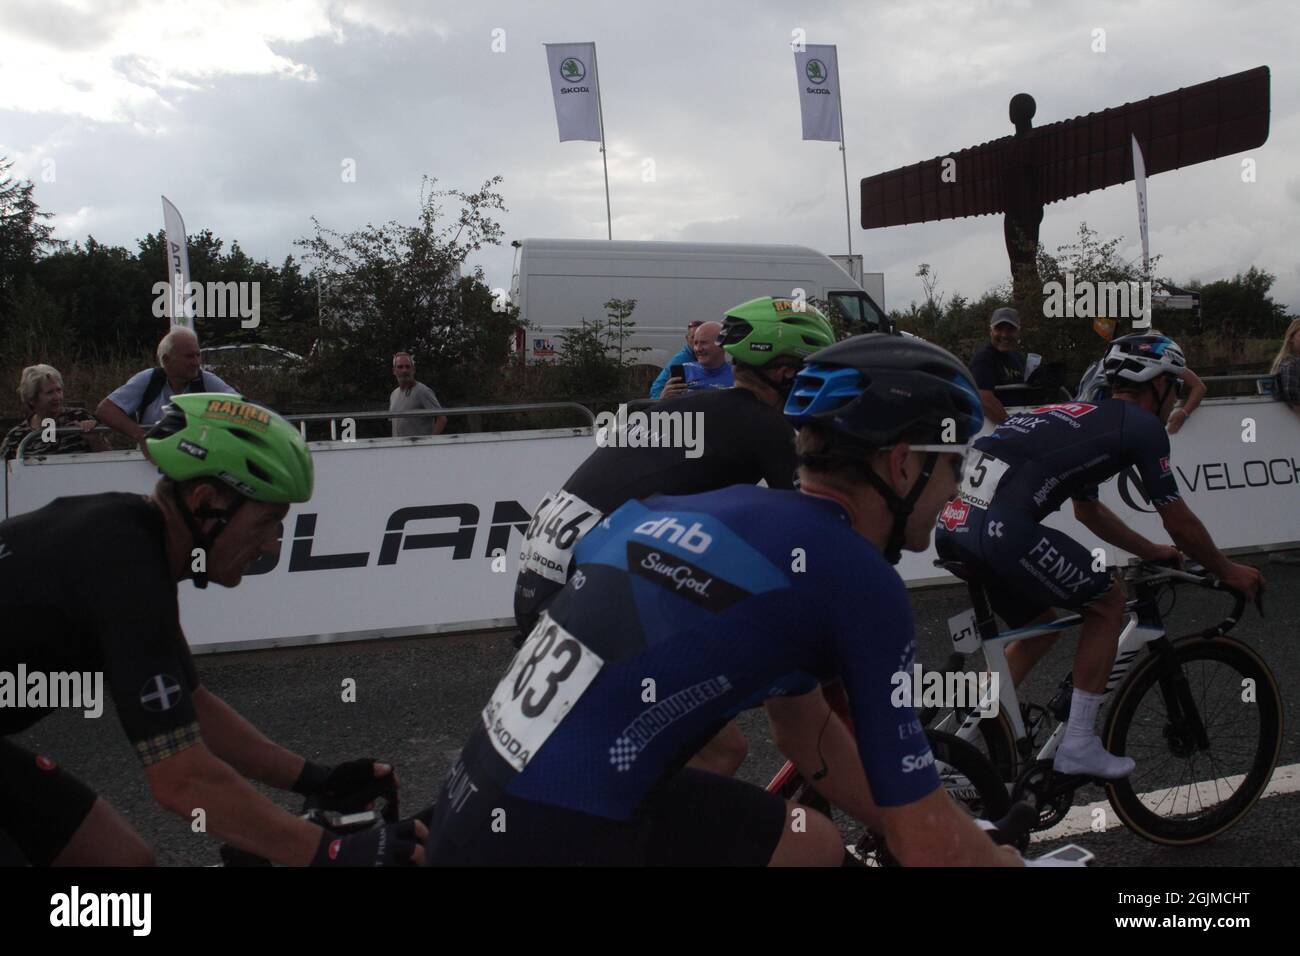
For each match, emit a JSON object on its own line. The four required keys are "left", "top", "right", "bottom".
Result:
{"left": 670, "top": 364, "right": 686, "bottom": 384}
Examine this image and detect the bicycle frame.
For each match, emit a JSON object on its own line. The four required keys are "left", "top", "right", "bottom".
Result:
{"left": 936, "top": 600, "right": 1166, "bottom": 764}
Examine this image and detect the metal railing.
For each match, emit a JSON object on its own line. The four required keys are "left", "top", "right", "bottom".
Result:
{"left": 284, "top": 402, "right": 595, "bottom": 439}
{"left": 10, "top": 402, "right": 595, "bottom": 457}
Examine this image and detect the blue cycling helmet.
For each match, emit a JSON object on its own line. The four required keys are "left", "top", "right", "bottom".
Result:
{"left": 785, "top": 333, "right": 984, "bottom": 447}
{"left": 783, "top": 333, "right": 983, "bottom": 565}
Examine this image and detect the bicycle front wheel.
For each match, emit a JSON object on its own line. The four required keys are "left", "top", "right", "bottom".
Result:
{"left": 1103, "top": 636, "right": 1283, "bottom": 846}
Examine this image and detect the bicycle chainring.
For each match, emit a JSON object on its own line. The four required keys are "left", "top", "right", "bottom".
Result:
{"left": 1011, "top": 760, "right": 1080, "bottom": 831}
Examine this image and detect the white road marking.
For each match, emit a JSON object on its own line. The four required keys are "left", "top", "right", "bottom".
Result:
{"left": 1029, "top": 761, "right": 1300, "bottom": 842}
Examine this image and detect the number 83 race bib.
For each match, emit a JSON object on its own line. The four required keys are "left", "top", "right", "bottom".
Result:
{"left": 519, "top": 490, "right": 605, "bottom": 584}
{"left": 483, "top": 612, "right": 605, "bottom": 772}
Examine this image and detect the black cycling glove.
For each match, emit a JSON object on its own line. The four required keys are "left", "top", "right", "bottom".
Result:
{"left": 293, "top": 758, "right": 399, "bottom": 819}
{"left": 310, "top": 820, "right": 421, "bottom": 867}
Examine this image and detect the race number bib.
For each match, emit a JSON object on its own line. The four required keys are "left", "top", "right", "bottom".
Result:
{"left": 482, "top": 613, "right": 605, "bottom": 772}
{"left": 958, "top": 452, "right": 1010, "bottom": 510}
{"left": 519, "top": 490, "right": 604, "bottom": 584}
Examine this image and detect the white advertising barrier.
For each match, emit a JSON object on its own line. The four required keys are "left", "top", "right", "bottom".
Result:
{"left": 3, "top": 429, "right": 591, "bottom": 651}
{"left": 895, "top": 396, "right": 1300, "bottom": 584}
{"left": 3, "top": 397, "right": 1298, "bottom": 651}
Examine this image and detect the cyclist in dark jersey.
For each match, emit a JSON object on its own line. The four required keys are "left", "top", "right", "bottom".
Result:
{"left": 936, "top": 334, "right": 1264, "bottom": 778}
{"left": 427, "top": 335, "right": 1022, "bottom": 866}
{"left": 514, "top": 297, "right": 834, "bottom": 774}
{"left": 0, "top": 394, "right": 424, "bottom": 866}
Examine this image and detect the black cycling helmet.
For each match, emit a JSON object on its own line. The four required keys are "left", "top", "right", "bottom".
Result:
{"left": 784, "top": 333, "right": 984, "bottom": 564}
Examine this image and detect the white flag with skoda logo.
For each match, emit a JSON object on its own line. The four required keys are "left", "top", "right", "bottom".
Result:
{"left": 545, "top": 42, "right": 602, "bottom": 142}
{"left": 794, "top": 44, "right": 842, "bottom": 141}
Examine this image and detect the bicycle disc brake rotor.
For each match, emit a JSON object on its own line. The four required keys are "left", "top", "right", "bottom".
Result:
{"left": 1011, "top": 760, "right": 1077, "bottom": 830}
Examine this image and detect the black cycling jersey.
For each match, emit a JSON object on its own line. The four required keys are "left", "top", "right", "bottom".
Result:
{"left": 0, "top": 493, "right": 202, "bottom": 763}
{"left": 513, "top": 387, "right": 796, "bottom": 635}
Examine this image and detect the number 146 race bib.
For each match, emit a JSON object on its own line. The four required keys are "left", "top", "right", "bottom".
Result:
{"left": 519, "top": 490, "right": 604, "bottom": 584}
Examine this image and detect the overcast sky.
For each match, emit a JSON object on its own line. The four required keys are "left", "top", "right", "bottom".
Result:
{"left": 3, "top": 0, "right": 1296, "bottom": 316}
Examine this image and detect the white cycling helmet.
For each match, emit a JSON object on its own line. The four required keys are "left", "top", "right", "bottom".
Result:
{"left": 1102, "top": 333, "right": 1186, "bottom": 385}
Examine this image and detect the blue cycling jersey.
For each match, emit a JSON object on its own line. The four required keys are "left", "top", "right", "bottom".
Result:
{"left": 459, "top": 485, "right": 938, "bottom": 821}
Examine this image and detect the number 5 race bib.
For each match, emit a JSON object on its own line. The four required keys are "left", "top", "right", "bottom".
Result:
{"left": 519, "top": 490, "right": 604, "bottom": 584}
{"left": 957, "top": 451, "right": 1010, "bottom": 511}
{"left": 482, "top": 613, "right": 605, "bottom": 772}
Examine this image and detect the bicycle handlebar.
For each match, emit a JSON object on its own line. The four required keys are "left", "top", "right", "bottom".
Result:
{"left": 1129, "top": 560, "right": 1253, "bottom": 637}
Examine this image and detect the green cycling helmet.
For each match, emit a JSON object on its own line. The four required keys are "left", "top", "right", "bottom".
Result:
{"left": 147, "top": 393, "right": 314, "bottom": 504}
{"left": 719, "top": 296, "right": 836, "bottom": 368}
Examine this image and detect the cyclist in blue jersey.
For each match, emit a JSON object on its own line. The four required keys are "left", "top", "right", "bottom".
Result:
{"left": 936, "top": 334, "right": 1264, "bottom": 779}
{"left": 425, "top": 335, "right": 1022, "bottom": 866}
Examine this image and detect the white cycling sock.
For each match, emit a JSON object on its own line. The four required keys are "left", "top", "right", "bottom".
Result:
{"left": 1065, "top": 688, "right": 1103, "bottom": 740}
{"left": 1055, "top": 688, "right": 1134, "bottom": 778}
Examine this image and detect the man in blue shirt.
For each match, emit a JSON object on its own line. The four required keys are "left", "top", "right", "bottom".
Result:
{"left": 648, "top": 320, "right": 702, "bottom": 399}
{"left": 96, "top": 327, "right": 237, "bottom": 454}
{"left": 660, "top": 321, "right": 734, "bottom": 399}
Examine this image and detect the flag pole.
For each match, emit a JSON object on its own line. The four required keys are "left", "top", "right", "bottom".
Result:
{"left": 593, "top": 43, "right": 613, "bottom": 240}
{"left": 833, "top": 47, "right": 852, "bottom": 256}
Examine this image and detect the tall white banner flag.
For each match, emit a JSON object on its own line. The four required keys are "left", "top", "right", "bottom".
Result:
{"left": 161, "top": 195, "right": 194, "bottom": 331}
{"left": 545, "top": 43, "right": 602, "bottom": 142}
{"left": 1131, "top": 134, "right": 1150, "bottom": 272}
{"left": 794, "top": 44, "right": 842, "bottom": 142}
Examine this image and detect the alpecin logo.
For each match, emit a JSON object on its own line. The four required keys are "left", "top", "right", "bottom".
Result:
{"left": 939, "top": 498, "right": 970, "bottom": 531}
{"left": 1031, "top": 402, "right": 1097, "bottom": 418}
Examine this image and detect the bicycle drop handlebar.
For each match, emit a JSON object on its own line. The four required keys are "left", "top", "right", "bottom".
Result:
{"left": 1128, "top": 559, "right": 1261, "bottom": 637}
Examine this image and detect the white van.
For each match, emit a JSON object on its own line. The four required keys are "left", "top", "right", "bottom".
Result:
{"left": 509, "top": 238, "right": 888, "bottom": 367}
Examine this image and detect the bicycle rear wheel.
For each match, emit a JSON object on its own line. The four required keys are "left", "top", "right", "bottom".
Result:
{"left": 1103, "top": 636, "right": 1283, "bottom": 846}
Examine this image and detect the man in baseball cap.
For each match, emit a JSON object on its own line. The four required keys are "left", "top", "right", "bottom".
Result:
{"left": 969, "top": 306, "right": 1027, "bottom": 423}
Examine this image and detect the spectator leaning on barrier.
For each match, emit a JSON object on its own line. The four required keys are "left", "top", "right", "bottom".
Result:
{"left": 968, "top": 306, "right": 1025, "bottom": 424}
{"left": 95, "top": 327, "right": 237, "bottom": 454}
{"left": 659, "top": 320, "right": 735, "bottom": 400}
{"left": 1272, "top": 318, "right": 1300, "bottom": 412}
{"left": 1, "top": 365, "right": 109, "bottom": 461}
{"left": 648, "top": 319, "right": 703, "bottom": 399}
{"left": 389, "top": 352, "right": 447, "bottom": 437}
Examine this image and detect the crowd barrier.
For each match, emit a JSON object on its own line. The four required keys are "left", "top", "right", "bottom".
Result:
{"left": 3, "top": 395, "right": 1297, "bottom": 652}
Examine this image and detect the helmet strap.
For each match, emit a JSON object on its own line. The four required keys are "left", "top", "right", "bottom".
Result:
{"left": 169, "top": 482, "right": 246, "bottom": 589}
{"left": 758, "top": 365, "right": 798, "bottom": 400}
{"left": 800, "top": 449, "right": 939, "bottom": 564}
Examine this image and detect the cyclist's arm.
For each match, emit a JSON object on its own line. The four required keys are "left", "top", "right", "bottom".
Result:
{"left": 192, "top": 686, "right": 308, "bottom": 790}
{"left": 877, "top": 788, "right": 1022, "bottom": 866}
{"left": 764, "top": 688, "right": 884, "bottom": 832}
{"left": 1155, "top": 497, "right": 1234, "bottom": 577}
{"left": 1072, "top": 498, "right": 1169, "bottom": 560}
{"left": 144, "top": 741, "right": 324, "bottom": 865}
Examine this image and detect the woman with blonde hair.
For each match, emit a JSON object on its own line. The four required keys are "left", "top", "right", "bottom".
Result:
{"left": 1, "top": 365, "right": 109, "bottom": 460}
{"left": 1271, "top": 318, "right": 1300, "bottom": 409}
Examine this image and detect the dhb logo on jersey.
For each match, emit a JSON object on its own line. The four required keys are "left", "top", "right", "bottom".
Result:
{"left": 633, "top": 516, "right": 713, "bottom": 554}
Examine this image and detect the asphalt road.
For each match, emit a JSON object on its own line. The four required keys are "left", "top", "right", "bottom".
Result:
{"left": 12, "top": 556, "right": 1298, "bottom": 866}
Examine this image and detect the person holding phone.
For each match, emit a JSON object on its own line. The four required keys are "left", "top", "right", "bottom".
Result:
{"left": 660, "top": 321, "right": 734, "bottom": 399}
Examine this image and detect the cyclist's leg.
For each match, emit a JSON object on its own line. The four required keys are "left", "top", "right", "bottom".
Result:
{"left": 52, "top": 798, "right": 156, "bottom": 866}
{"left": 685, "top": 719, "right": 748, "bottom": 776}
{"left": 642, "top": 768, "right": 840, "bottom": 867}
{"left": 1073, "top": 576, "right": 1126, "bottom": 693}
{"left": 0, "top": 739, "right": 153, "bottom": 866}
{"left": 1003, "top": 611, "right": 1060, "bottom": 686}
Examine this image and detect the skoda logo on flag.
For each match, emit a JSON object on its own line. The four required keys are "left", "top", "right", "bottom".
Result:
{"left": 806, "top": 59, "right": 828, "bottom": 84}
{"left": 560, "top": 57, "right": 587, "bottom": 83}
